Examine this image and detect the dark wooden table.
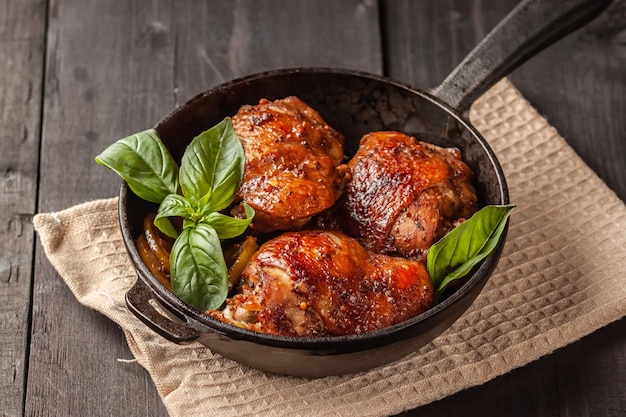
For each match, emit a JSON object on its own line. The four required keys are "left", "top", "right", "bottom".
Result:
{"left": 2, "top": 1, "right": 624, "bottom": 416}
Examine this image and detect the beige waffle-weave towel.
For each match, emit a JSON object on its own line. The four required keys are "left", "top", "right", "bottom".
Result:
{"left": 33, "top": 79, "right": 626, "bottom": 417}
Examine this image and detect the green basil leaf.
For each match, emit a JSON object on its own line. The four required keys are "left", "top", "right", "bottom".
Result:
{"left": 95, "top": 129, "right": 178, "bottom": 203}
{"left": 170, "top": 223, "right": 228, "bottom": 311}
{"left": 202, "top": 203, "right": 255, "bottom": 240}
{"left": 427, "top": 204, "right": 515, "bottom": 300}
{"left": 179, "top": 117, "right": 244, "bottom": 210}
{"left": 154, "top": 194, "right": 195, "bottom": 238}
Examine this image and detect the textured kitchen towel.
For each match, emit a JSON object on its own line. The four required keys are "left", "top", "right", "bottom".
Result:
{"left": 33, "top": 79, "right": 626, "bottom": 417}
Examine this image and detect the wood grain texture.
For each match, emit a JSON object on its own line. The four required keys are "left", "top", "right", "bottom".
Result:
{"left": 28, "top": 0, "right": 381, "bottom": 415}
{"left": 0, "top": 1, "right": 46, "bottom": 415}
{"left": 558, "top": 320, "right": 626, "bottom": 417}
{"left": 172, "top": 0, "right": 382, "bottom": 103}
{"left": 382, "top": 1, "right": 626, "bottom": 416}
{"left": 18, "top": 0, "right": 625, "bottom": 415}
{"left": 29, "top": 0, "right": 176, "bottom": 415}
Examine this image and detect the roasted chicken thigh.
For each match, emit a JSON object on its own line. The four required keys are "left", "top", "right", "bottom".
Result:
{"left": 231, "top": 96, "right": 345, "bottom": 233}
{"left": 340, "top": 131, "right": 478, "bottom": 260}
{"left": 209, "top": 230, "right": 434, "bottom": 337}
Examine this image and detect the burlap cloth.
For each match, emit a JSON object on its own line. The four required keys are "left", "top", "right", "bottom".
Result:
{"left": 33, "top": 79, "right": 626, "bottom": 417}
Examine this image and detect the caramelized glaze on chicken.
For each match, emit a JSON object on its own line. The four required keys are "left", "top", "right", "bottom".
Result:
{"left": 208, "top": 230, "right": 434, "bottom": 337}
{"left": 231, "top": 96, "right": 345, "bottom": 233}
{"left": 340, "top": 131, "right": 478, "bottom": 260}
{"left": 138, "top": 98, "right": 484, "bottom": 337}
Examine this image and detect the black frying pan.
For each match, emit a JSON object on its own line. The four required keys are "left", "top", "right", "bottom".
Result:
{"left": 120, "top": 0, "right": 610, "bottom": 377}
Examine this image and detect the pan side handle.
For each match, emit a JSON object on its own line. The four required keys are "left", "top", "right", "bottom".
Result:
{"left": 125, "top": 279, "right": 201, "bottom": 344}
{"left": 430, "top": 0, "right": 611, "bottom": 114}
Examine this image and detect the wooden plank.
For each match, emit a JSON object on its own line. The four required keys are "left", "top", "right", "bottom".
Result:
{"left": 381, "top": 0, "right": 514, "bottom": 91}
{"left": 172, "top": 0, "right": 382, "bottom": 103}
{"left": 0, "top": 0, "right": 47, "bottom": 415}
{"left": 29, "top": 0, "right": 176, "bottom": 415}
{"left": 29, "top": 0, "right": 382, "bottom": 415}
{"left": 382, "top": 1, "right": 626, "bottom": 416}
{"left": 558, "top": 318, "right": 626, "bottom": 417}
{"left": 508, "top": 0, "right": 626, "bottom": 201}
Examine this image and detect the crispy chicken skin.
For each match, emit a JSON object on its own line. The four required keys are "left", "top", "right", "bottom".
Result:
{"left": 340, "top": 131, "right": 478, "bottom": 260}
{"left": 208, "top": 230, "right": 434, "bottom": 337}
{"left": 231, "top": 96, "right": 345, "bottom": 233}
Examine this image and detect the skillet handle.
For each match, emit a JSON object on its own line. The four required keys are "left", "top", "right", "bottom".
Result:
{"left": 430, "top": 0, "right": 611, "bottom": 114}
{"left": 125, "top": 279, "right": 201, "bottom": 343}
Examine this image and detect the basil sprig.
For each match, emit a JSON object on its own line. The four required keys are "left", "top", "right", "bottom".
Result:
{"left": 96, "top": 118, "right": 254, "bottom": 311}
{"left": 427, "top": 204, "right": 515, "bottom": 301}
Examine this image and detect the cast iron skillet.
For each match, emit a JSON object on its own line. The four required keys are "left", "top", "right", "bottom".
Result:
{"left": 120, "top": 0, "right": 610, "bottom": 377}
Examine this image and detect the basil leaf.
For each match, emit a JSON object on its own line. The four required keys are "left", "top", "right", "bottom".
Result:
{"left": 95, "top": 129, "right": 179, "bottom": 203}
{"left": 170, "top": 223, "right": 228, "bottom": 311}
{"left": 179, "top": 118, "right": 244, "bottom": 211}
{"left": 202, "top": 203, "right": 255, "bottom": 240}
{"left": 154, "top": 194, "right": 195, "bottom": 238}
{"left": 427, "top": 204, "right": 515, "bottom": 300}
